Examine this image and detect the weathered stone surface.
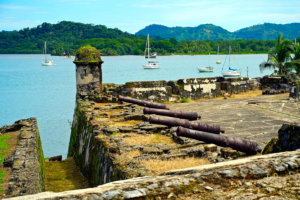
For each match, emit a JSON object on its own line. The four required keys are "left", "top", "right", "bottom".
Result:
{"left": 204, "top": 144, "right": 217, "bottom": 152}
{"left": 4, "top": 118, "right": 45, "bottom": 198}
{"left": 260, "top": 76, "right": 291, "bottom": 95}
{"left": 140, "top": 124, "right": 168, "bottom": 132}
{"left": 124, "top": 114, "right": 146, "bottom": 121}
{"left": 142, "top": 147, "right": 163, "bottom": 155}
{"left": 263, "top": 124, "right": 300, "bottom": 154}
{"left": 8, "top": 150, "right": 300, "bottom": 200}
{"left": 107, "top": 76, "right": 259, "bottom": 102}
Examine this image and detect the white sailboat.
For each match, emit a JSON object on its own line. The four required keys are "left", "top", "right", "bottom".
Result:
{"left": 221, "top": 46, "right": 241, "bottom": 78}
{"left": 198, "top": 53, "right": 213, "bottom": 72}
{"left": 216, "top": 45, "right": 222, "bottom": 64}
{"left": 198, "top": 66, "right": 213, "bottom": 72}
{"left": 143, "top": 34, "right": 160, "bottom": 69}
{"left": 41, "top": 41, "right": 55, "bottom": 66}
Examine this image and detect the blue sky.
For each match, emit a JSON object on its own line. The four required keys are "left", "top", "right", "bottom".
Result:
{"left": 0, "top": 0, "right": 300, "bottom": 33}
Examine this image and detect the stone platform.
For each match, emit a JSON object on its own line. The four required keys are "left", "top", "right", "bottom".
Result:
{"left": 168, "top": 93, "right": 299, "bottom": 148}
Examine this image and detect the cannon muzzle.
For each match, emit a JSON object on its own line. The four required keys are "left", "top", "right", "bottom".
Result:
{"left": 144, "top": 107, "right": 200, "bottom": 120}
{"left": 176, "top": 126, "right": 261, "bottom": 155}
{"left": 149, "top": 116, "right": 224, "bottom": 134}
{"left": 118, "top": 95, "right": 168, "bottom": 109}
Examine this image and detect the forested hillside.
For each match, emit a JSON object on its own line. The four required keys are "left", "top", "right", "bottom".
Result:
{"left": 136, "top": 23, "right": 300, "bottom": 41}
{"left": 0, "top": 21, "right": 133, "bottom": 55}
{"left": 1, "top": 21, "right": 298, "bottom": 55}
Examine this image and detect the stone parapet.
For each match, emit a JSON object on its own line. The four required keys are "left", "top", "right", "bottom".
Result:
{"left": 103, "top": 77, "right": 258, "bottom": 102}
{"left": 5, "top": 149, "right": 300, "bottom": 200}
{"left": 3, "top": 118, "right": 45, "bottom": 197}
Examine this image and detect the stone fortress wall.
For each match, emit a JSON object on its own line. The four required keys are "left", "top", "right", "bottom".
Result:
{"left": 6, "top": 149, "right": 300, "bottom": 200}
{"left": 4, "top": 45, "right": 300, "bottom": 199}
{"left": 1, "top": 118, "right": 45, "bottom": 198}
{"left": 100, "top": 76, "right": 260, "bottom": 103}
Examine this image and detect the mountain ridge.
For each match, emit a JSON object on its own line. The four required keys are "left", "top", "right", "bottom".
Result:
{"left": 136, "top": 23, "right": 300, "bottom": 41}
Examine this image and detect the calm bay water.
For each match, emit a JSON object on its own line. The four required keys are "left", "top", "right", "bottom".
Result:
{"left": 0, "top": 54, "right": 272, "bottom": 158}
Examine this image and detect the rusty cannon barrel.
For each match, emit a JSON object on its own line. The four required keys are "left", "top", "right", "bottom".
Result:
{"left": 149, "top": 116, "right": 224, "bottom": 134}
{"left": 176, "top": 126, "right": 261, "bottom": 155}
{"left": 144, "top": 107, "right": 200, "bottom": 120}
{"left": 118, "top": 95, "right": 168, "bottom": 110}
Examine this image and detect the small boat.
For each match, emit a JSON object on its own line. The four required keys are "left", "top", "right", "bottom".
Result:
{"left": 143, "top": 61, "right": 160, "bottom": 69}
{"left": 198, "top": 66, "right": 213, "bottom": 72}
{"left": 146, "top": 52, "right": 157, "bottom": 59}
{"left": 216, "top": 45, "right": 222, "bottom": 64}
{"left": 144, "top": 34, "right": 157, "bottom": 59}
{"left": 221, "top": 46, "right": 241, "bottom": 78}
{"left": 221, "top": 69, "right": 241, "bottom": 77}
{"left": 143, "top": 34, "right": 160, "bottom": 69}
{"left": 198, "top": 53, "right": 213, "bottom": 72}
{"left": 41, "top": 41, "right": 55, "bottom": 66}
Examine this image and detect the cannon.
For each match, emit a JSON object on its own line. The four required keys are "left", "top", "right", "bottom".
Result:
{"left": 176, "top": 126, "right": 261, "bottom": 154}
{"left": 118, "top": 95, "right": 168, "bottom": 110}
{"left": 144, "top": 107, "right": 200, "bottom": 120}
{"left": 149, "top": 116, "right": 224, "bottom": 134}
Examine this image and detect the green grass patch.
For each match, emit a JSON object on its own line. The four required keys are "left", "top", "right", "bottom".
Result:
{"left": 45, "top": 158, "right": 90, "bottom": 192}
{"left": 180, "top": 98, "right": 190, "bottom": 103}
{"left": 0, "top": 134, "right": 11, "bottom": 194}
{"left": 0, "top": 135, "right": 10, "bottom": 151}
{"left": 111, "top": 132, "right": 119, "bottom": 136}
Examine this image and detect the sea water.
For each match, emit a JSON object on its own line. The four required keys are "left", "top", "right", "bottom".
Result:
{"left": 0, "top": 54, "right": 273, "bottom": 158}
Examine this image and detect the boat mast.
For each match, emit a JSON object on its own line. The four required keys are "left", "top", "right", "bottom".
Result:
{"left": 217, "top": 45, "right": 219, "bottom": 56}
{"left": 44, "top": 41, "right": 47, "bottom": 62}
{"left": 228, "top": 46, "right": 231, "bottom": 67}
{"left": 147, "top": 34, "right": 150, "bottom": 59}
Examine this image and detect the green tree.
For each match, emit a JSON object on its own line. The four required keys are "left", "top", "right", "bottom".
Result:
{"left": 292, "top": 42, "right": 300, "bottom": 74}
{"left": 260, "top": 35, "right": 294, "bottom": 75}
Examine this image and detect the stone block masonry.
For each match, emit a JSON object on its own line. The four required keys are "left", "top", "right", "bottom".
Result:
{"left": 67, "top": 102, "right": 126, "bottom": 186}
{"left": 2, "top": 118, "right": 45, "bottom": 197}
{"left": 103, "top": 77, "right": 259, "bottom": 102}
{"left": 74, "top": 45, "right": 104, "bottom": 100}
{"left": 5, "top": 149, "right": 300, "bottom": 199}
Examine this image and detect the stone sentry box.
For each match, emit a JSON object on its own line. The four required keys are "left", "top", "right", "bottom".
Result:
{"left": 73, "top": 45, "right": 104, "bottom": 100}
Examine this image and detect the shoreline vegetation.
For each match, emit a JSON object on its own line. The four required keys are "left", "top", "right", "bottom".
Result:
{"left": 1, "top": 21, "right": 298, "bottom": 56}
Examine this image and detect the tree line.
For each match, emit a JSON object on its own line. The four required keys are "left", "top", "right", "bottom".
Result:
{"left": 0, "top": 21, "right": 299, "bottom": 57}
{"left": 260, "top": 35, "right": 300, "bottom": 75}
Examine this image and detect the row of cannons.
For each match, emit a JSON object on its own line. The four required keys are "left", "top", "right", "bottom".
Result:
{"left": 118, "top": 96, "right": 262, "bottom": 155}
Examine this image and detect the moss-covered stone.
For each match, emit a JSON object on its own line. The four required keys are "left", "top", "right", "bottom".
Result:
{"left": 74, "top": 45, "right": 102, "bottom": 63}
{"left": 262, "top": 138, "right": 278, "bottom": 154}
{"left": 67, "top": 101, "right": 126, "bottom": 186}
{"left": 263, "top": 124, "right": 300, "bottom": 154}
{"left": 36, "top": 125, "right": 45, "bottom": 191}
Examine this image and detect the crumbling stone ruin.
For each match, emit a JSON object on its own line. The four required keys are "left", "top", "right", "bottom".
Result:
{"left": 1, "top": 118, "right": 45, "bottom": 198}
{"left": 4, "top": 46, "right": 300, "bottom": 200}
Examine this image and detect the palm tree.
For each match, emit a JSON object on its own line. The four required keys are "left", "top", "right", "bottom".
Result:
{"left": 292, "top": 42, "right": 300, "bottom": 74}
{"left": 260, "top": 35, "right": 294, "bottom": 75}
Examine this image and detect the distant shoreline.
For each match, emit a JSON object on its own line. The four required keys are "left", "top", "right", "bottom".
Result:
{"left": 0, "top": 51, "right": 269, "bottom": 56}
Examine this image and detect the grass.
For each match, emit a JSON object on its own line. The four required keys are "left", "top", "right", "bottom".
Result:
{"left": 0, "top": 135, "right": 10, "bottom": 163}
{"left": 227, "top": 89, "right": 262, "bottom": 99}
{"left": 141, "top": 157, "right": 210, "bottom": 175}
{"left": 0, "top": 134, "right": 11, "bottom": 194}
{"left": 180, "top": 98, "right": 190, "bottom": 103}
{"left": 45, "top": 158, "right": 90, "bottom": 192}
{"left": 0, "top": 131, "right": 20, "bottom": 198}
{"left": 106, "top": 120, "right": 143, "bottom": 127}
{"left": 126, "top": 150, "right": 141, "bottom": 158}
{"left": 122, "top": 133, "right": 176, "bottom": 146}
